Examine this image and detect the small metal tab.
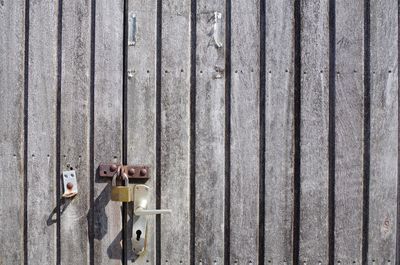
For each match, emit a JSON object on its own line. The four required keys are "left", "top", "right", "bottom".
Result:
{"left": 128, "top": 13, "right": 136, "bottom": 46}
{"left": 127, "top": 69, "right": 134, "bottom": 79}
{"left": 213, "top": 12, "right": 223, "bottom": 48}
{"left": 62, "top": 170, "right": 78, "bottom": 198}
{"left": 214, "top": 65, "right": 224, "bottom": 79}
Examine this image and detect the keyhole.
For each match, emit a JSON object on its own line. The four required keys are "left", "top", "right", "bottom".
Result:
{"left": 136, "top": 230, "right": 142, "bottom": 241}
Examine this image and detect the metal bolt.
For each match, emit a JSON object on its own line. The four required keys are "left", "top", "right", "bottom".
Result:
{"left": 128, "top": 168, "right": 135, "bottom": 176}
{"left": 140, "top": 168, "right": 147, "bottom": 176}
{"left": 110, "top": 164, "right": 118, "bottom": 172}
{"left": 66, "top": 182, "right": 73, "bottom": 189}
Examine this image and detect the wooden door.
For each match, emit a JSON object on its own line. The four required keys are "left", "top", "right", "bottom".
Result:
{"left": 0, "top": 0, "right": 398, "bottom": 264}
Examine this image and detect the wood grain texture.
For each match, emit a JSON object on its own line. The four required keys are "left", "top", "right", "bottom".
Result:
{"left": 195, "top": 0, "right": 225, "bottom": 264}
{"left": 335, "top": 1, "right": 364, "bottom": 263}
{"left": 230, "top": 0, "right": 260, "bottom": 263}
{"left": 0, "top": 0, "right": 25, "bottom": 264}
{"left": 93, "top": 0, "right": 123, "bottom": 264}
{"left": 299, "top": 1, "right": 329, "bottom": 264}
{"left": 126, "top": 0, "right": 157, "bottom": 263}
{"left": 264, "top": 0, "right": 294, "bottom": 263}
{"left": 1, "top": 1, "right": 400, "bottom": 263}
{"left": 160, "top": 0, "right": 191, "bottom": 263}
{"left": 60, "top": 0, "right": 91, "bottom": 263}
{"left": 26, "top": 0, "right": 58, "bottom": 264}
{"left": 369, "top": 0, "right": 398, "bottom": 263}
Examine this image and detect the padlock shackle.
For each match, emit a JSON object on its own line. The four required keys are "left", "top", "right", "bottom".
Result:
{"left": 120, "top": 172, "right": 129, "bottom": 186}
{"left": 111, "top": 166, "right": 129, "bottom": 186}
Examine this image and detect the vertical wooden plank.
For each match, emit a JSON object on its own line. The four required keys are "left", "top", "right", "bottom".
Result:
{"left": 369, "top": 0, "right": 398, "bottom": 263}
{"left": 230, "top": 0, "right": 260, "bottom": 263}
{"left": 264, "top": 0, "right": 294, "bottom": 263}
{"left": 0, "top": 0, "right": 25, "bottom": 264}
{"left": 27, "top": 0, "right": 58, "bottom": 264}
{"left": 160, "top": 0, "right": 191, "bottom": 263}
{"left": 93, "top": 0, "right": 123, "bottom": 264}
{"left": 299, "top": 1, "right": 329, "bottom": 264}
{"left": 126, "top": 0, "right": 156, "bottom": 263}
{"left": 195, "top": 0, "right": 225, "bottom": 264}
{"left": 60, "top": 0, "right": 91, "bottom": 263}
{"left": 335, "top": 1, "right": 364, "bottom": 263}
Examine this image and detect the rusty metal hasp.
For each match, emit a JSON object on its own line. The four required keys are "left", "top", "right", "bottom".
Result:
{"left": 98, "top": 163, "right": 150, "bottom": 182}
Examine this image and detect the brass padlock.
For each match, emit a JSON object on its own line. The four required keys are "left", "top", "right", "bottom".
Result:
{"left": 111, "top": 171, "right": 133, "bottom": 202}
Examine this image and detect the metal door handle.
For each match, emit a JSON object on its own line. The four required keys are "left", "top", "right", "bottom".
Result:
{"left": 134, "top": 207, "right": 172, "bottom": 216}
{"left": 133, "top": 184, "right": 171, "bottom": 216}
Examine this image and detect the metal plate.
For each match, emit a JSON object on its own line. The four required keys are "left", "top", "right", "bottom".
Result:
{"left": 131, "top": 215, "right": 147, "bottom": 257}
{"left": 62, "top": 170, "right": 78, "bottom": 198}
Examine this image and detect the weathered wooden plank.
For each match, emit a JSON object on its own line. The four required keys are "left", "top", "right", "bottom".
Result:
{"left": 26, "top": 0, "right": 58, "bottom": 264}
{"left": 230, "top": 0, "right": 260, "bottom": 263}
{"left": 264, "top": 0, "right": 294, "bottom": 263}
{"left": 195, "top": 0, "right": 225, "bottom": 264}
{"left": 160, "top": 0, "right": 191, "bottom": 263}
{"left": 369, "top": 1, "right": 398, "bottom": 263}
{"left": 0, "top": 0, "right": 25, "bottom": 264}
{"left": 126, "top": 0, "right": 157, "bottom": 263}
{"left": 299, "top": 1, "right": 329, "bottom": 264}
{"left": 335, "top": 1, "right": 364, "bottom": 263}
{"left": 93, "top": 0, "right": 123, "bottom": 264}
{"left": 60, "top": 0, "right": 91, "bottom": 263}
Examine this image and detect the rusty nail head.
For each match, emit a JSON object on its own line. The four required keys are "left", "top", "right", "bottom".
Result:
{"left": 128, "top": 168, "right": 135, "bottom": 176}
{"left": 110, "top": 164, "right": 118, "bottom": 172}
{"left": 66, "top": 182, "right": 74, "bottom": 189}
{"left": 140, "top": 168, "right": 147, "bottom": 176}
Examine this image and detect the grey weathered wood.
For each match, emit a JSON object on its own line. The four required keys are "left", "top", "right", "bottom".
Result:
{"left": 230, "top": 0, "right": 260, "bottom": 263}
{"left": 335, "top": 1, "right": 364, "bottom": 263}
{"left": 60, "top": 0, "right": 91, "bottom": 263}
{"left": 0, "top": 0, "right": 25, "bottom": 264}
{"left": 93, "top": 0, "right": 123, "bottom": 264}
{"left": 195, "top": 1, "right": 225, "bottom": 264}
{"left": 369, "top": 1, "right": 398, "bottom": 263}
{"left": 160, "top": 0, "right": 191, "bottom": 263}
{"left": 2, "top": 1, "right": 400, "bottom": 263}
{"left": 126, "top": 0, "right": 157, "bottom": 263}
{"left": 264, "top": 0, "right": 294, "bottom": 263}
{"left": 27, "top": 0, "right": 58, "bottom": 264}
{"left": 299, "top": 1, "right": 329, "bottom": 264}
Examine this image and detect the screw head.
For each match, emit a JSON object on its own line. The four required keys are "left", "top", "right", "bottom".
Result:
{"left": 66, "top": 182, "right": 73, "bottom": 189}
{"left": 110, "top": 164, "right": 118, "bottom": 172}
{"left": 140, "top": 168, "right": 147, "bottom": 176}
{"left": 128, "top": 168, "right": 135, "bottom": 176}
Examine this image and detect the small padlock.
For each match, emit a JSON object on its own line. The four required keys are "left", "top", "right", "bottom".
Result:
{"left": 111, "top": 171, "right": 133, "bottom": 202}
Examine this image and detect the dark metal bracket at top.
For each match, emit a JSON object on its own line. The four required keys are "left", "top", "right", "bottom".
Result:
{"left": 98, "top": 163, "right": 150, "bottom": 182}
